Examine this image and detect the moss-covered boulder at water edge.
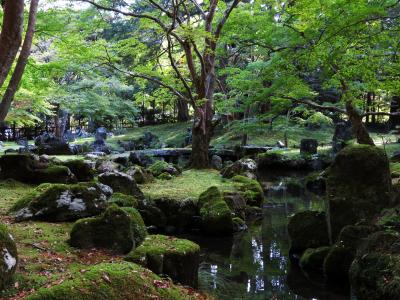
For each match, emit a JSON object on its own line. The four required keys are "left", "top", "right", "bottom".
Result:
{"left": 288, "top": 210, "right": 329, "bottom": 254}
{"left": 25, "top": 262, "right": 199, "bottom": 300}
{"left": 0, "top": 224, "right": 18, "bottom": 290}
{"left": 326, "top": 145, "right": 392, "bottom": 240}
{"left": 299, "top": 246, "right": 330, "bottom": 272}
{"left": 198, "top": 186, "right": 233, "bottom": 236}
{"left": 232, "top": 175, "right": 264, "bottom": 207}
{"left": 125, "top": 235, "right": 200, "bottom": 287}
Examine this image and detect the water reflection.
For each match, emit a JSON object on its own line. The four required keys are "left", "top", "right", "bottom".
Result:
{"left": 195, "top": 176, "right": 350, "bottom": 300}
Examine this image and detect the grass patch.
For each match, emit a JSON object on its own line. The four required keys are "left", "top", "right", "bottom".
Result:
{"left": 140, "top": 169, "right": 235, "bottom": 200}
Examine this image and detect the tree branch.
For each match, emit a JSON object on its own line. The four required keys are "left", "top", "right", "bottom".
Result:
{"left": 214, "top": 0, "right": 241, "bottom": 39}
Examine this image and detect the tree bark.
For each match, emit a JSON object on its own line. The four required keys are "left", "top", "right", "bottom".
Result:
{"left": 346, "top": 101, "right": 375, "bottom": 146}
{"left": 176, "top": 98, "right": 189, "bottom": 122}
{"left": 0, "top": 0, "right": 24, "bottom": 89}
{"left": 0, "top": 0, "right": 38, "bottom": 122}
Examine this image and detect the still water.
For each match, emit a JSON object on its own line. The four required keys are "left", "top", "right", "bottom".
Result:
{"left": 194, "top": 176, "right": 350, "bottom": 300}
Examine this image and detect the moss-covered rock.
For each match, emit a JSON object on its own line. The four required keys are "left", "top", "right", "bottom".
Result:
{"left": 232, "top": 175, "right": 264, "bottom": 207}
{"left": 148, "top": 161, "right": 180, "bottom": 177}
{"left": 70, "top": 205, "right": 137, "bottom": 254}
{"left": 0, "top": 224, "right": 18, "bottom": 290}
{"left": 11, "top": 182, "right": 112, "bottom": 222}
{"left": 153, "top": 197, "right": 197, "bottom": 231}
{"left": 200, "top": 198, "right": 233, "bottom": 236}
{"left": 288, "top": 211, "right": 329, "bottom": 254}
{"left": 137, "top": 198, "right": 168, "bottom": 229}
{"left": 126, "top": 166, "right": 154, "bottom": 184}
{"left": 62, "top": 159, "right": 94, "bottom": 182}
{"left": 121, "top": 207, "right": 147, "bottom": 246}
{"left": 198, "top": 187, "right": 233, "bottom": 236}
{"left": 0, "top": 154, "right": 76, "bottom": 184}
{"left": 35, "top": 165, "right": 77, "bottom": 184}
{"left": 326, "top": 145, "right": 392, "bottom": 240}
{"left": 98, "top": 171, "right": 144, "bottom": 200}
{"left": 223, "top": 192, "right": 246, "bottom": 219}
{"left": 125, "top": 235, "right": 200, "bottom": 287}
{"left": 25, "top": 262, "right": 198, "bottom": 300}
{"left": 221, "top": 158, "right": 257, "bottom": 179}
{"left": 109, "top": 192, "right": 138, "bottom": 208}
{"left": 323, "top": 225, "right": 375, "bottom": 283}
{"left": 299, "top": 246, "right": 330, "bottom": 272}
{"left": 376, "top": 207, "right": 400, "bottom": 231}
{"left": 350, "top": 231, "right": 400, "bottom": 300}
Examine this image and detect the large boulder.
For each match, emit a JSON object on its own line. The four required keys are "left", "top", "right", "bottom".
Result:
{"left": 11, "top": 182, "right": 112, "bottom": 222}
{"left": 198, "top": 187, "right": 233, "bottom": 236}
{"left": 26, "top": 262, "right": 198, "bottom": 300}
{"left": 0, "top": 154, "right": 76, "bottom": 184}
{"left": 326, "top": 145, "right": 392, "bottom": 240}
{"left": 69, "top": 205, "right": 146, "bottom": 254}
{"left": 98, "top": 171, "right": 144, "bottom": 200}
{"left": 34, "top": 133, "right": 72, "bottom": 155}
{"left": 221, "top": 158, "right": 257, "bottom": 179}
{"left": 125, "top": 235, "right": 200, "bottom": 287}
{"left": 152, "top": 197, "right": 198, "bottom": 232}
{"left": 350, "top": 231, "right": 400, "bottom": 300}
{"left": 62, "top": 159, "right": 94, "bottom": 182}
{"left": 0, "top": 224, "right": 18, "bottom": 290}
{"left": 288, "top": 211, "right": 329, "bottom": 254}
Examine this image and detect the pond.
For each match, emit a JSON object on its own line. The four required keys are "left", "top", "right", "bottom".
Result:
{"left": 192, "top": 175, "right": 351, "bottom": 300}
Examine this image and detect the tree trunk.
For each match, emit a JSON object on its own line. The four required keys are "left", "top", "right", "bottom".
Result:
{"left": 0, "top": 0, "right": 24, "bottom": 89}
{"left": 389, "top": 95, "right": 400, "bottom": 129}
{"left": 0, "top": 0, "right": 39, "bottom": 122}
{"left": 176, "top": 98, "right": 189, "bottom": 122}
{"left": 346, "top": 101, "right": 375, "bottom": 146}
{"left": 191, "top": 117, "right": 212, "bottom": 169}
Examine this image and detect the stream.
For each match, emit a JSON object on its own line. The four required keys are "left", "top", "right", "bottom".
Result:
{"left": 193, "top": 175, "right": 351, "bottom": 300}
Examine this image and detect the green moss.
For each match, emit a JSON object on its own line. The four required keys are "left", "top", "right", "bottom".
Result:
{"left": 34, "top": 165, "right": 76, "bottom": 184}
{"left": 69, "top": 205, "right": 135, "bottom": 254}
{"left": 121, "top": 207, "right": 147, "bottom": 246}
{"left": 109, "top": 192, "right": 138, "bottom": 208}
{"left": 25, "top": 262, "right": 198, "bottom": 300}
{"left": 377, "top": 208, "right": 400, "bottom": 231}
{"left": 232, "top": 175, "right": 264, "bottom": 207}
{"left": 141, "top": 169, "right": 234, "bottom": 201}
{"left": 125, "top": 235, "right": 200, "bottom": 287}
{"left": 158, "top": 172, "right": 173, "bottom": 180}
{"left": 299, "top": 246, "right": 330, "bottom": 272}
{"left": 200, "top": 198, "right": 233, "bottom": 236}
{"left": 148, "top": 161, "right": 170, "bottom": 177}
{"left": 198, "top": 186, "right": 223, "bottom": 209}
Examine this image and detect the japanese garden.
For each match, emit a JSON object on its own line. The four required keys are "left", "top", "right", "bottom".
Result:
{"left": 0, "top": 0, "right": 400, "bottom": 299}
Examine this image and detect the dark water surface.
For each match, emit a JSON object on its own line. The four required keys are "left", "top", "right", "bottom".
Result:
{"left": 193, "top": 175, "right": 351, "bottom": 300}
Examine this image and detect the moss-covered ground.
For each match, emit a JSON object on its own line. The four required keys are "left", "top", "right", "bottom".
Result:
{"left": 140, "top": 169, "right": 235, "bottom": 201}
{"left": 0, "top": 175, "right": 212, "bottom": 299}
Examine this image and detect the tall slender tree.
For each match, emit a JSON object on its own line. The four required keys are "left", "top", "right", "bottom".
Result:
{"left": 82, "top": 0, "right": 241, "bottom": 168}
{"left": 0, "top": 0, "right": 40, "bottom": 122}
{"left": 0, "top": 0, "right": 24, "bottom": 89}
